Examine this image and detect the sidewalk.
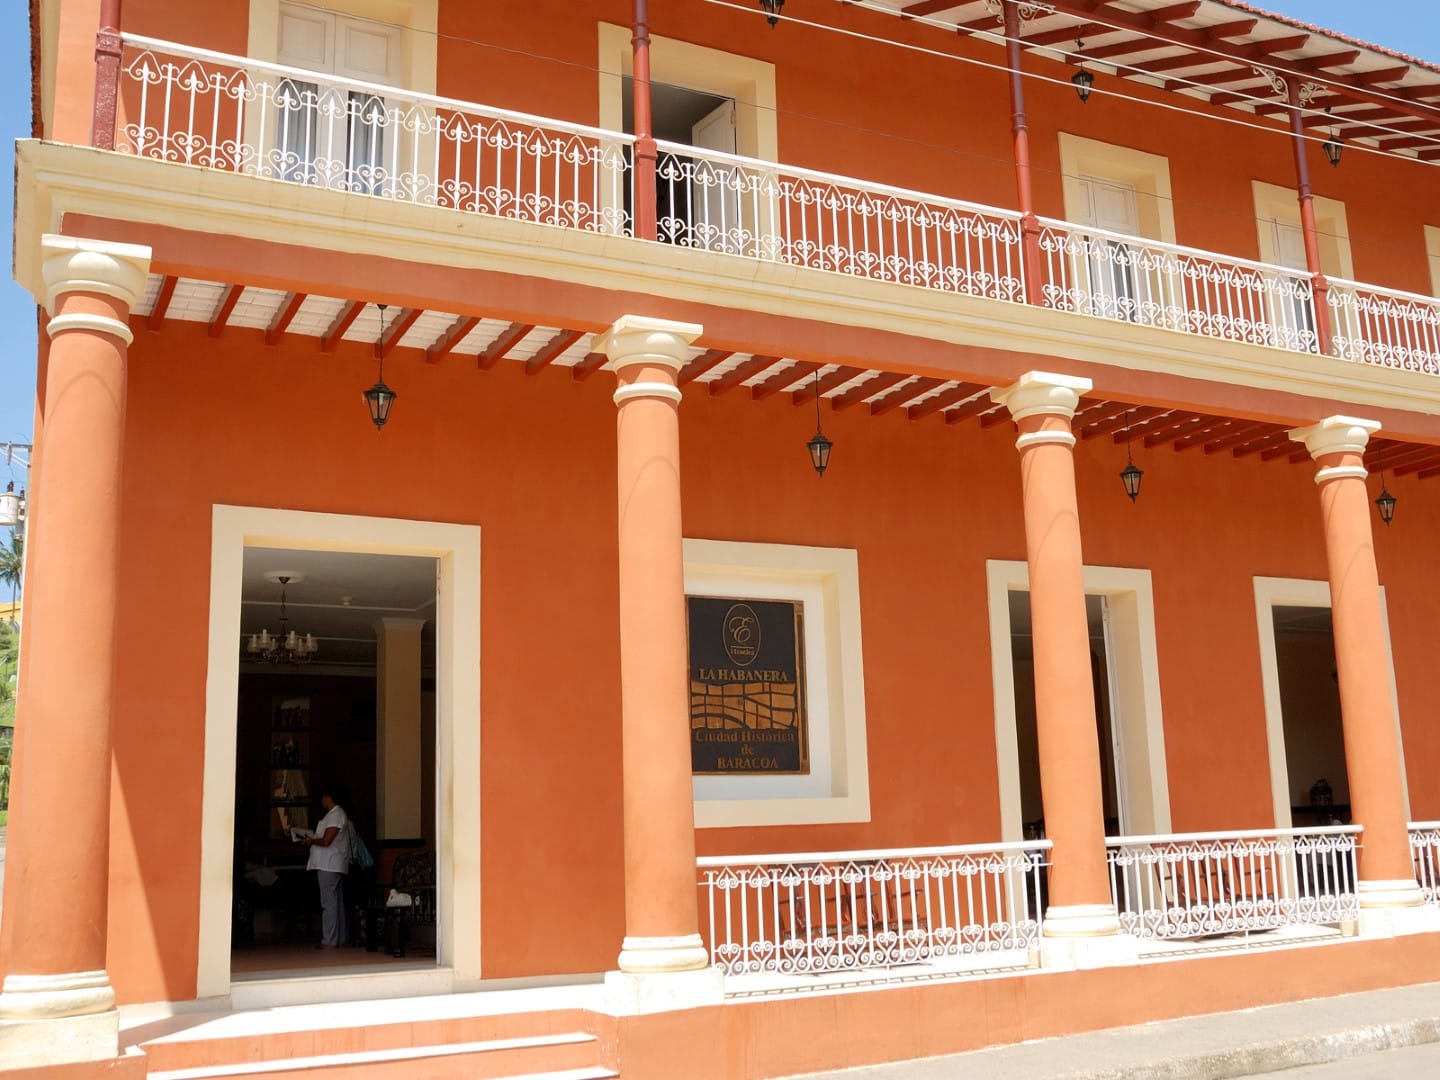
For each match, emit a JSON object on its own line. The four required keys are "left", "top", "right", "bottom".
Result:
{"left": 786, "top": 980, "right": 1440, "bottom": 1079}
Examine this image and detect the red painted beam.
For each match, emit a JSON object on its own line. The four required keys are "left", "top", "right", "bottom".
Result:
{"left": 677, "top": 349, "right": 734, "bottom": 386}
{"left": 870, "top": 376, "right": 943, "bottom": 416}
{"left": 426, "top": 315, "right": 480, "bottom": 364}
{"left": 265, "top": 291, "right": 309, "bottom": 347}
{"left": 525, "top": 329, "right": 585, "bottom": 375}
{"left": 832, "top": 371, "right": 907, "bottom": 411}
{"left": 906, "top": 382, "right": 985, "bottom": 421}
{"left": 571, "top": 351, "right": 610, "bottom": 381}
{"left": 477, "top": 322, "right": 534, "bottom": 371}
{"left": 319, "top": 300, "right": 363, "bottom": 352}
{"left": 148, "top": 275, "right": 178, "bottom": 332}
{"left": 709, "top": 355, "right": 782, "bottom": 395}
{"left": 752, "top": 362, "right": 819, "bottom": 401}
{"left": 792, "top": 366, "right": 863, "bottom": 406}
{"left": 207, "top": 285, "right": 244, "bottom": 339}
{"left": 380, "top": 307, "right": 424, "bottom": 358}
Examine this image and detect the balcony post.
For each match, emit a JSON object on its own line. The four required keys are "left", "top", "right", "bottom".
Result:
{"left": 992, "top": 373, "right": 1132, "bottom": 968}
{"left": 1286, "top": 82, "right": 1333, "bottom": 356}
{"left": 0, "top": 234, "right": 150, "bottom": 1068}
{"left": 631, "top": 1, "right": 658, "bottom": 242}
{"left": 1289, "top": 417, "right": 1432, "bottom": 935}
{"left": 92, "top": 0, "right": 123, "bottom": 150}
{"left": 597, "top": 315, "right": 723, "bottom": 1012}
{"left": 1002, "top": 1, "right": 1044, "bottom": 306}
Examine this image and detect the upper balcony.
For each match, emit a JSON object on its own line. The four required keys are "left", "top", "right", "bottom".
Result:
{"left": 47, "top": 32, "right": 1440, "bottom": 410}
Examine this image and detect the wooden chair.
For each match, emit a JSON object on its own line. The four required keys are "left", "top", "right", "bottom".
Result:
{"left": 362, "top": 848, "right": 436, "bottom": 957}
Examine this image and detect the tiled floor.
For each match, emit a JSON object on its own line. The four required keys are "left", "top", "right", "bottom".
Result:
{"left": 230, "top": 943, "right": 436, "bottom": 976}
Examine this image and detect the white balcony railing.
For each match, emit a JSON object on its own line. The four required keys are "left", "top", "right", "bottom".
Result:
{"left": 654, "top": 140, "right": 1027, "bottom": 303}
{"left": 697, "top": 841, "right": 1049, "bottom": 977}
{"left": 108, "top": 36, "right": 1440, "bottom": 377}
{"left": 117, "top": 35, "right": 633, "bottom": 234}
{"left": 1328, "top": 280, "right": 1440, "bottom": 375}
{"left": 1107, "top": 826, "right": 1360, "bottom": 940}
{"left": 1409, "top": 822, "right": 1440, "bottom": 904}
{"left": 1036, "top": 219, "right": 1319, "bottom": 353}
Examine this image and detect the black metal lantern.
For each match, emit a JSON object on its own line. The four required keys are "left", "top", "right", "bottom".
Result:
{"left": 759, "top": 0, "right": 784, "bottom": 27}
{"left": 1322, "top": 107, "right": 1343, "bottom": 167}
{"left": 1375, "top": 486, "right": 1397, "bottom": 526}
{"left": 364, "top": 303, "right": 397, "bottom": 432}
{"left": 1119, "top": 409, "right": 1143, "bottom": 502}
{"left": 806, "top": 371, "right": 832, "bottom": 477}
{"left": 1072, "top": 36, "right": 1093, "bottom": 103}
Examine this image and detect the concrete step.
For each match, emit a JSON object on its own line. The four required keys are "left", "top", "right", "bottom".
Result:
{"left": 146, "top": 1031, "right": 612, "bottom": 1080}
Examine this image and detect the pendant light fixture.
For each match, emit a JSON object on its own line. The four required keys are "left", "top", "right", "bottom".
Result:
{"left": 1374, "top": 451, "right": 1396, "bottom": 526}
{"left": 1072, "top": 35, "right": 1094, "bottom": 104}
{"left": 759, "top": 0, "right": 784, "bottom": 28}
{"left": 1119, "top": 409, "right": 1143, "bottom": 502}
{"left": 363, "top": 302, "right": 397, "bottom": 432}
{"left": 806, "top": 371, "right": 833, "bottom": 478}
{"left": 1322, "top": 107, "right": 1343, "bottom": 167}
{"left": 246, "top": 573, "right": 319, "bottom": 664}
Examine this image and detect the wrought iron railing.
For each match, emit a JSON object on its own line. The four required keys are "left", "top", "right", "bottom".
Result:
{"left": 654, "top": 140, "right": 1026, "bottom": 302}
{"left": 697, "top": 841, "right": 1049, "bottom": 977}
{"left": 1409, "top": 822, "right": 1440, "bottom": 904}
{"left": 116, "top": 35, "right": 633, "bottom": 234}
{"left": 1036, "top": 219, "right": 1319, "bottom": 353}
{"left": 1328, "top": 280, "right": 1440, "bottom": 375}
{"left": 108, "top": 35, "right": 1440, "bottom": 377}
{"left": 1107, "top": 826, "right": 1360, "bottom": 940}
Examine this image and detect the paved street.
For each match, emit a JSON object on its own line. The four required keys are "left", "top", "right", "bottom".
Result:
{"left": 1247, "top": 1040, "right": 1440, "bottom": 1077}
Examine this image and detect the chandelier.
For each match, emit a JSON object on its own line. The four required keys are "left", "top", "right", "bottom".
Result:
{"left": 246, "top": 573, "right": 318, "bottom": 663}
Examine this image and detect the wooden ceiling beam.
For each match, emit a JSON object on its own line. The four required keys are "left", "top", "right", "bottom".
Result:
{"left": 1258, "top": 441, "right": 1300, "bottom": 461}
{"left": 793, "top": 366, "right": 863, "bottom": 405}
{"left": 710, "top": 355, "right": 782, "bottom": 395}
{"left": 425, "top": 315, "right": 480, "bottom": 364}
{"left": 1080, "top": 405, "right": 1168, "bottom": 439}
{"left": 571, "top": 351, "right": 609, "bottom": 381}
{"left": 476, "top": 322, "right": 534, "bottom": 371}
{"left": 752, "top": 361, "right": 820, "bottom": 401}
{"left": 677, "top": 349, "right": 734, "bottom": 386}
{"left": 265, "top": 292, "right": 309, "bottom": 347}
{"left": 1073, "top": 399, "right": 1137, "bottom": 430}
{"left": 871, "top": 376, "right": 944, "bottom": 416}
{"left": 380, "top": 307, "right": 424, "bottom": 358}
{"left": 900, "top": 0, "right": 962, "bottom": 18}
{"left": 833, "top": 371, "right": 908, "bottom": 411}
{"left": 1233, "top": 430, "right": 1294, "bottom": 458}
{"left": 1367, "top": 441, "right": 1437, "bottom": 470}
{"left": 1416, "top": 463, "right": 1440, "bottom": 481}
{"left": 1202, "top": 422, "right": 1283, "bottom": 454}
{"left": 208, "top": 284, "right": 245, "bottom": 340}
{"left": 525, "top": 329, "right": 585, "bottom": 375}
{"left": 907, "top": 382, "right": 986, "bottom": 420}
{"left": 147, "top": 275, "right": 178, "bottom": 332}
{"left": 1138, "top": 414, "right": 1212, "bottom": 447}
{"left": 1390, "top": 450, "right": 1440, "bottom": 477}
{"left": 1172, "top": 418, "right": 1261, "bottom": 452}
{"left": 318, "top": 298, "right": 360, "bottom": 351}
{"left": 943, "top": 393, "right": 1002, "bottom": 425}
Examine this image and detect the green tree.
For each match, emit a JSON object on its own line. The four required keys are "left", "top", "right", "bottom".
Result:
{"left": 0, "top": 531, "right": 21, "bottom": 624}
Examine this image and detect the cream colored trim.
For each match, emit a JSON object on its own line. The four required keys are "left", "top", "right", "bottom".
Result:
{"left": 612, "top": 382, "right": 682, "bottom": 406}
{"left": 1252, "top": 576, "right": 1408, "bottom": 829}
{"left": 40, "top": 233, "right": 152, "bottom": 313}
{"left": 596, "top": 23, "right": 777, "bottom": 162}
{"left": 248, "top": 0, "right": 438, "bottom": 95}
{"left": 1426, "top": 225, "right": 1440, "bottom": 298}
{"left": 987, "top": 560, "right": 1171, "bottom": 841}
{"left": 21, "top": 142, "right": 1440, "bottom": 423}
{"left": 199, "top": 506, "right": 480, "bottom": 998}
{"left": 1290, "top": 415, "right": 1380, "bottom": 461}
{"left": 992, "top": 371, "right": 1093, "bottom": 424}
{"left": 1058, "top": 134, "right": 1177, "bottom": 245}
{"left": 1252, "top": 180, "right": 1354, "bottom": 280}
{"left": 683, "top": 539, "right": 869, "bottom": 828}
{"left": 1314, "top": 464, "right": 1368, "bottom": 484}
{"left": 44, "top": 313, "right": 134, "bottom": 346}
{"left": 597, "top": 315, "right": 703, "bottom": 370}
{"left": 1015, "top": 431, "right": 1075, "bottom": 450}
{"left": 40, "top": 0, "right": 57, "bottom": 141}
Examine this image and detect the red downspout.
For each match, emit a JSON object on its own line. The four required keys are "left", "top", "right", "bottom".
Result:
{"left": 1003, "top": 1, "right": 1043, "bottom": 306}
{"left": 1287, "top": 82, "right": 1333, "bottom": 356}
{"left": 92, "top": 0, "right": 122, "bottom": 149}
{"left": 631, "top": 0, "right": 658, "bottom": 241}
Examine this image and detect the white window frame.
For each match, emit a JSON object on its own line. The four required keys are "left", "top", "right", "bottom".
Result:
{"left": 684, "top": 540, "right": 869, "bottom": 829}
{"left": 1251, "top": 180, "right": 1354, "bottom": 280}
{"left": 1425, "top": 224, "right": 1440, "bottom": 297}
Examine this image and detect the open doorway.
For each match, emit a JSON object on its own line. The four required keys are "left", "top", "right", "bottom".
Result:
{"left": 1010, "top": 592, "right": 1125, "bottom": 838}
{"left": 1270, "top": 605, "right": 1349, "bottom": 827}
{"left": 231, "top": 547, "right": 439, "bottom": 977}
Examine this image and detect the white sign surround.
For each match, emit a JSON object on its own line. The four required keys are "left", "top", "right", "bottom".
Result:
{"left": 683, "top": 539, "right": 870, "bottom": 828}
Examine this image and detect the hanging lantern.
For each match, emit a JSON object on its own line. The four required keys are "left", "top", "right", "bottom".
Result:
{"left": 1375, "top": 486, "right": 1396, "bottom": 526}
{"left": 1322, "top": 107, "right": 1343, "bottom": 167}
{"left": 759, "top": 0, "right": 784, "bottom": 28}
{"left": 363, "top": 302, "right": 397, "bottom": 432}
{"left": 806, "top": 371, "right": 833, "bottom": 477}
{"left": 1119, "top": 409, "right": 1143, "bottom": 502}
{"left": 1072, "top": 36, "right": 1093, "bottom": 103}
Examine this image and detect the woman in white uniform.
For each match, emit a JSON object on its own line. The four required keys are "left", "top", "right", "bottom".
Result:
{"left": 305, "top": 789, "right": 350, "bottom": 948}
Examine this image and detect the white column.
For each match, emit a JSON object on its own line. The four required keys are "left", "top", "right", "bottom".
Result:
{"left": 376, "top": 617, "right": 426, "bottom": 840}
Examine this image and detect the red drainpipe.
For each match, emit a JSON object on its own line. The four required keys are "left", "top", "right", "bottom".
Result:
{"left": 1003, "top": 1, "right": 1044, "bottom": 306}
{"left": 92, "top": 0, "right": 123, "bottom": 149}
{"left": 1287, "top": 82, "right": 1333, "bottom": 356}
{"left": 631, "top": 0, "right": 658, "bottom": 241}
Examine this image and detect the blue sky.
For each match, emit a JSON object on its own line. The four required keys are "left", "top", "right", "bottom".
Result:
{"left": 0, "top": 2, "right": 1435, "bottom": 483}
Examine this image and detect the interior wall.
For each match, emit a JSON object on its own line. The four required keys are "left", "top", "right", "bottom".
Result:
{"left": 1274, "top": 630, "right": 1350, "bottom": 818}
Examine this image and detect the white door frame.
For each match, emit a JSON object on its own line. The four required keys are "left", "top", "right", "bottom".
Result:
{"left": 987, "top": 560, "right": 1171, "bottom": 841}
{"left": 1252, "top": 575, "right": 1409, "bottom": 829}
{"left": 198, "top": 505, "right": 481, "bottom": 998}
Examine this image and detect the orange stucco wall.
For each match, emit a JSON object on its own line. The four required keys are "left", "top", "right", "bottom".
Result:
{"left": 93, "top": 311, "right": 1440, "bottom": 1004}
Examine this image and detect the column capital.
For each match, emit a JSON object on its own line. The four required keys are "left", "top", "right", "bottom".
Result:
{"left": 1289, "top": 415, "right": 1381, "bottom": 459}
{"left": 375, "top": 616, "right": 428, "bottom": 635}
{"left": 596, "top": 315, "right": 703, "bottom": 374}
{"left": 40, "top": 234, "right": 151, "bottom": 315}
{"left": 991, "top": 371, "right": 1094, "bottom": 424}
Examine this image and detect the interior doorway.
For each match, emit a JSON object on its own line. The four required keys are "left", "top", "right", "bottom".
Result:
{"left": 1270, "top": 605, "right": 1349, "bottom": 827}
{"left": 1009, "top": 592, "right": 1125, "bottom": 838}
{"left": 231, "top": 547, "right": 439, "bottom": 977}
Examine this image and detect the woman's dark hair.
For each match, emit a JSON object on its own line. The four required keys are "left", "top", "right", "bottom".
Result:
{"left": 321, "top": 785, "right": 348, "bottom": 808}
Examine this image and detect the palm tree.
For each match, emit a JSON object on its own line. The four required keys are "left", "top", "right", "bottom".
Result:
{"left": 0, "top": 531, "right": 22, "bottom": 626}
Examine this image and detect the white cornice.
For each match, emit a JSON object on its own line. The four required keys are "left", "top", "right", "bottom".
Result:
{"left": 16, "top": 140, "right": 1440, "bottom": 427}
